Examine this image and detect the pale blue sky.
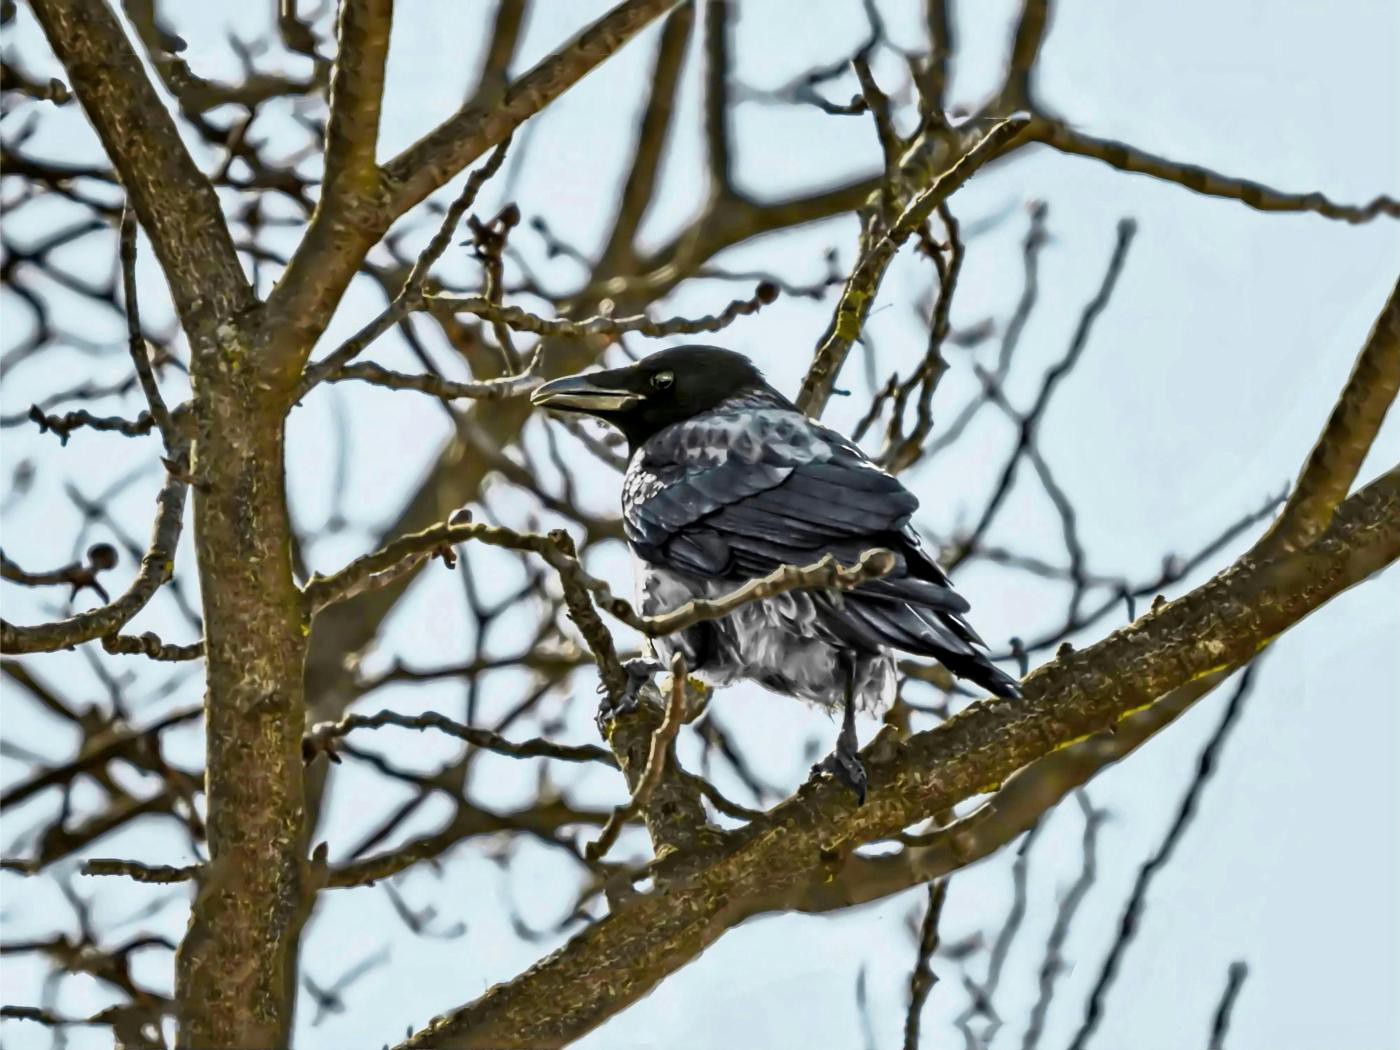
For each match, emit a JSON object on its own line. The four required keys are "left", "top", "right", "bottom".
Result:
{"left": 2, "top": 2, "right": 1397, "bottom": 1048}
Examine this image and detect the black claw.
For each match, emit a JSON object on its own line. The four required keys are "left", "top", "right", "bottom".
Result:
{"left": 596, "top": 657, "right": 662, "bottom": 732}
{"left": 813, "top": 744, "right": 868, "bottom": 804}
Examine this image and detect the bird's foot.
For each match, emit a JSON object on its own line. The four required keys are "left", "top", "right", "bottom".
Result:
{"left": 811, "top": 731, "right": 868, "bottom": 804}
{"left": 596, "top": 657, "right": 662, "bottom": 732}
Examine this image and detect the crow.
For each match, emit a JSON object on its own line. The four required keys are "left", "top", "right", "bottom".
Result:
{"left": 531, "top": 345, "right": 1020, "bottom": 800}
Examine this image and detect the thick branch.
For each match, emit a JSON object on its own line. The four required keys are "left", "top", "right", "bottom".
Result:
{"left": 264, "top": 0, "right": 678, "bottom": 358}
{"left": 395, "top": 470, "right": 1398, "bottom": 1048}
{"left": 587, "top": 654, "right": 689, "bottom": 862}
{"left": 383, "top": 0, "right": 680, "bottom": 215}
{"left": 600, "top": 2, "right": 694, "bottom": 266}
{"left": 323, "top": 0, "right": 394, "bottom": 198}
{"left": 999, "top": 0, "right": 1050, "bottom": 111}
{"left": 1255, "top": 276, "right": 1400, "bottom": 556}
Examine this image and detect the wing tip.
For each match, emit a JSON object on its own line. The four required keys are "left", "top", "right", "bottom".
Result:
{"left": 966, "top": 657, "right": 1023, "bottom": 699}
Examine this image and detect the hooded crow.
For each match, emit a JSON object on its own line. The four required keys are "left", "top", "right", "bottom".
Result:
{"left": 531, "top": 345, "right": 1021, "bottom": 800}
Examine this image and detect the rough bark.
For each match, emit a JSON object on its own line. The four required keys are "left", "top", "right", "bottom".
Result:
{"left": 173, "top": 330, "right": 313, "bottom": 1048}
{"left": 397, "top": 470, "right": 1398, "bottom": 1048}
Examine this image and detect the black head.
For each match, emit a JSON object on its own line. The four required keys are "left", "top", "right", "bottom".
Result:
{"left": 529, "top": 345, "right": 776, "bottom": 447}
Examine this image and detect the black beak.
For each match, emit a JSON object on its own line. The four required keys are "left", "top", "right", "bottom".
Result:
{"left": 529, "top": 373, "right": 643, "bottom": 414}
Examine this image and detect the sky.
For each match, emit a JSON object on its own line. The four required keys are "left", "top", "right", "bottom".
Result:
{"left": 2, "top": 2, "right": 1398, "bottom": 1048}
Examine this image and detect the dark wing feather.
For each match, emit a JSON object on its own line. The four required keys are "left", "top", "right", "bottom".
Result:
{"left": 624, "top": 406, "right": 1021, "bottom": 697}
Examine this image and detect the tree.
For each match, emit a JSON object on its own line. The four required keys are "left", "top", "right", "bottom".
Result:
{"left": 1, "top": 1, "right": 1396, "bottom": 1048}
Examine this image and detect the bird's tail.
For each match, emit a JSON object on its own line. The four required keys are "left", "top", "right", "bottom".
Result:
{"left": 899, "top": 603, "right": 1023, "bottom": 699}
{"left": 941, "top": 649, "right": 1023, "bottom": 699}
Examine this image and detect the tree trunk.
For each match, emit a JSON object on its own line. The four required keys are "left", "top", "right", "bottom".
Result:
{"left": 175, "top": 331, "right": 311, "bottom": 1048}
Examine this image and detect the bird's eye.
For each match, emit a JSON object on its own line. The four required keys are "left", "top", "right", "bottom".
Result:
{"left": 651, "top": 371, "right": 674, "bottom": 391}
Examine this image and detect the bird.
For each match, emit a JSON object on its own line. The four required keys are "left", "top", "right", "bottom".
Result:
{"left": 530, "top": 345, "right": 1021, "bottom": 801}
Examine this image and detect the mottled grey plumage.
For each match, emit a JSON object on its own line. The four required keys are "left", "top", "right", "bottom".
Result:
{"left": 531, "top": 345, "right": 1021, "bottom": 798}
{"left": 623, "top": 388, "right": 1019, "bottom": 711}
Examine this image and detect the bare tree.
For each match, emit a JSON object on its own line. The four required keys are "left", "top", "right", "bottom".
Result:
{"left": 1, "top": 2, "right": 1396, "bottom": 1048}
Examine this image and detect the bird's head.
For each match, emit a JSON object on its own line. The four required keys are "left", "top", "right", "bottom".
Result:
{"left": 529, "top": 345, "right": 773, "bottom": 447}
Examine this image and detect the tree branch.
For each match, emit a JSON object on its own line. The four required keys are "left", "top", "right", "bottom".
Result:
{"left": 28, "top": 0, "right": 254, "bottom": 334}
{"left": 796, "top": 114, "right": 1031, "bottom": 416}
{"left": 902, "top": 877, "right": 948, "bottom": 1050}
{"left": 296, "top": 139, "right": 515, "bottom": 397}
{"left": 383, "top": 0, "right": 681, "bottom": 215}
{"left": 1254, "top": 276, "right": 1400, "bottom": 556}
{"left": 82, "top": 858, "right": 201, "bottom": 884}
{"left": 393, "top": 469, "right": 1399, "bottom": 1049}
{"left": 428, "top": 280, "right": 778, "bottom": 340}
{"left": 306, "top": 516, "right": 896, "bottom": 646}
{"left": 600, "top": 2, "right": 695, "bottom": 267}
{"left": 119, "top": 206, "right": 178, "bottom": 450}
{"left": 787, "top": 277, "right": 1399, "bottom": 922}
{"left": 999, "top": 0, "right": 1050, "bottom": 111}
{"left": 1206, "top": 962, "right": 1249, "bottom": 1050}
{"left": 1030, "top": 118, "right": 1400, "bottom": 224}
{"left": 1, "top": 462, "right": 188, "bottom": 654}
{"left": 322, "top": 0, "right": 394, "bottom": 199}
{"left": 303, "top": 708, "right": 614, "bottom": 767}
{"left": 326, "top": 359, "right": 542, "bottom": 402}
{"left": 594, "top": 548, "right": 897, "bottom": 638}
{"left": 1066, "top": 667, "right": 1259, "bottom": 1050}
{"left": 264, "top": 0, "right": 679, "bottom": 358}
{"left": 586, "top": 654, "right": 689, "bottom": 862}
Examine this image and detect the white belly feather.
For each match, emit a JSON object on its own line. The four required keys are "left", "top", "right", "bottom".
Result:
{"left": 637, "top": 560, "right": 896, "bottom": 712}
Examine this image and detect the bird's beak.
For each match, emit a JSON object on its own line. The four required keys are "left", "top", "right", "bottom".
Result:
{"left": 529, "top": 373, "right": 643, "bottom": 414}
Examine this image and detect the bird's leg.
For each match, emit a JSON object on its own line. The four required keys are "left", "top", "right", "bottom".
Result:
{"left": 813, "top": 652, "right": 868, "bottom": 804}
{"left": 596, "top": 655, "right": 663, "bottom": 731}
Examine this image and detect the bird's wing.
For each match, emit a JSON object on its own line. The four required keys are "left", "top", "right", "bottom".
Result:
{"left": 624, "top": 407, "right": 921, "bottom": 570}
{"left": 621, "top": 406, "right": 1027, "bottom": 695}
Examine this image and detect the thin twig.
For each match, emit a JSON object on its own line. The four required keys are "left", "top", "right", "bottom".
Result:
{"left": 2, "top": 452, "right": 190, "bottom": 654}
{"left": 903, "top": 877, "right": 948, "bottom": 1050}
{"left": 428, "top": 281, "right": 778, "bottom": 340}
{"left": 24, "top": 404, "right": 154, "bottom": 444}
{"left": 1207, "top": 962, "right": 1248, "bottom": 1050}
{"left": 1, "top": 543, "right": 118, "bottom": 602}
{"left": 304, "top": 518, "right": 896, "bottom": 644}
{"left": 1032, "top": 118, "right": 1400, "bottom": 224}
{"left": 1067, "top": 667, "right": 1259, "bottom": 1050}
{"left": 81, "top": 858, "right": 200, "bottom": 883}
{"left": 1021, "top": 791, "right": 1105, "bottom": 1050}
{"left": 119, "top": 204, "right": 178, "bottom": 449}
{"left": 101, "top": 631, "right": 204, "bottom": 661}
{"left": 797, "top": 113, "right": 1031, "bottom": 415}
{"left": 603, "top": 548, "right": 897, "bottom": 637}
{"left": 297, "top": 137, "right": 514, "bottom": 396}
{"left": 326, "top": 353, "right": 542, "bottom": 401}
{"left": 303, "top": 708, "right": 615, "bottom": 767}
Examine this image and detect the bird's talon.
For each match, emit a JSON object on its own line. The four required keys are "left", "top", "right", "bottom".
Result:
{"left": 596, "top": 657, "right": 662, "bottom": 731}
{"left": 812, "top": 746, "right": 868, "bottom": 805}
